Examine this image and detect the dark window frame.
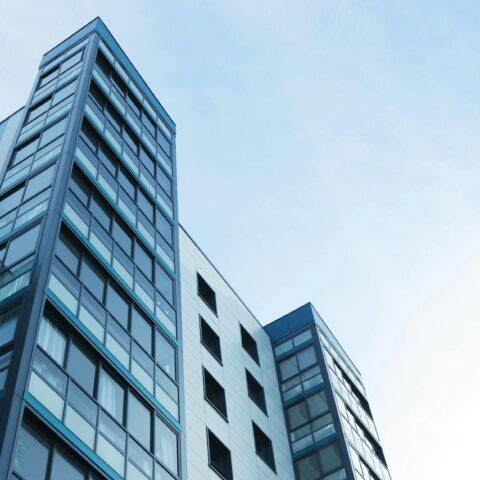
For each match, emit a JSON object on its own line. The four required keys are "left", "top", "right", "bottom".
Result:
{"left": 207, "top": 429, "right": 233, "bottom": 480}
{"left": 200, "top": 316, "right": 222, "bottom": 364}
{"left": 246, "top": 369, "right": 267, "bottom": 414}
{"left": 252, "top": 422, "right": 276, "bottom": 472}
{"left": 197, "top": 273, "right": 217, "bottom": 315}
{"left": 240, "top": 325, "right": 259, "bottom": 365}
{"left": 203, "top": 368, "right": 228, "bottom": 420}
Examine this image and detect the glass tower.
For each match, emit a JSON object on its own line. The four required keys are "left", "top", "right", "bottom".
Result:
{"left": 0, "top": 18, "right": 182, "bottom": 480}
{"left": 265, "top": 304, "right": 391, "bottom": 480}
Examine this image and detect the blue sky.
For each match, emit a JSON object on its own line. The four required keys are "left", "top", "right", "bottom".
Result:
{"left": 1, "top": 1, "right": 479, "bottom": 478}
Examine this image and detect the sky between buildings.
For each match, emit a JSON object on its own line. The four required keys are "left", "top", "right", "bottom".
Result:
{"left": 1, "top": 1, "right": 479, "bottom": 478}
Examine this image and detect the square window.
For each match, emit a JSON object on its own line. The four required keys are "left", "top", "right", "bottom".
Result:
{"left": 12, "top": 136, "right": 39, "bottom": 166}
{"left": 246, "top": 370, "right": 267, "bottom": 414}
{"left": 197, "top": 274, "right": 217, "bottom": 314}
{"left": 203, "top": 368, "right": 227, "bottom": 419}
{"left": 252, "top": 422, "right": 276, "bottom": 472}
{"left": 207, "top": 430, "right": 232, "bottom": 480}
{"left": 4, "top": 224, "right": 40, "bottom": 267}
{"left": 39, "top": 66, "right": 59, "bottom": 88}
{"left": 200, "top": 317, "right": 221, "bottom": 363}
{"left": 240, "top": 325, "right": 259, "bottom": 365}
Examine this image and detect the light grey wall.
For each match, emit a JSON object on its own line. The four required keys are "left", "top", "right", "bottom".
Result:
{"left": 180, "top": 227, "right": 294, "bottom": 480}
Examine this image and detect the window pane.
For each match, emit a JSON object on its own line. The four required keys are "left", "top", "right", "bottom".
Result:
{"left": 155, "top": 417, "right": 177, "bottom": 474}
{"left": 98, "top": 370, "right": 125, "bottom": 424}
{"left": 155, "top": 332, "right": 175, "bottom": 378}
{"left": 53, "top": 80, "right": 76, "bottom": 105}
{"left": 297, "top": 347, "right": 316, "bottom": 370}
{"left": 318, "top": 444, "right": 343, "bottom": 474}
{"left": 26, "top": 98, "right": 50, "bottom": 123}
{"left": 113, "top": 219, "right": 132, "bottom": 255}
{"left": 4, "top": 224, "right": 40, "bottom": 267}
{"left": 13, "top": 422, "right": 50, "bottom": 480}
{"left": 288, "top": 401, "right": 309, "bottom": 430}
{"left": 0, "top": 305, "right": 19, "bottom": 347}
{"left": 60, "top": 50, "right": 83, "bottom": 73}
{"left": 67, "top": 341, "right": 96, "bottom": 396}
{"left": 39, "top": 67, "right": 59, "bottom": 87}
{"left": 24, "top": 165, "right": 55, "bottom": 199}
{"left": 38, "top": 315, "right": 67, "bottom": 365}
{"left": 137, "top": 191, "right": 153, "bottom": 221}
{"left": 39, "top": 117, "right": 67, "bottom": 148}
{"left": 50, "top": 451, "right": 85, "bottom": 480}
{"left": 13, "top": 136, "right": 39, "bottom": 166}
{"left": 135, "top": 243, "right": 152, "bottom": 279}
{"left": 106, "top": 284, "right": 129, "bottom": 328}
{"left": 56, "top": 231, "right": 81, "bottom": 274}
{"left": 0, "top": 187, "right": 24, "bottom": 215}
{"left": 297, "top": 453, "right": 321, "bottom": 480}
{"left": 131, "top": 308, "right": 152, "bottom": 354}
{"left": 128, "top": 393, "right": 151, "bottom": 449}
{"left": 307, "top": 391, "right": 329, "bottom": 418}
{"left": 279, "top": 356, "right": 299, "bottom": 380}
{"left": 80, "top": 258, "right": 105, "bottom": 301}
{"left": 90, "top": 194, "right": 111, "bottom": 228}
{"left": 155, "top": 264, "right": 173, "bottom": 304}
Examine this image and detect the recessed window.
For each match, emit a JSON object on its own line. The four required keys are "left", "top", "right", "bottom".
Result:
{"left": 197, "top": 273, "right": 217, "bottom": 314}
{"left": 200, "top": 317, "right": 222, "bottom": 363}
{"left": 203, "top": 368, "right": 227, "bottom": 419}
{"left": 252, "top": 422, "right": 276, "bottom": 472}
{"left": 246, "top": 370, "right": 267, "bottom": 414}
{"left": 207, "top": 429, "right": 232, "bottom": 480}
{"left": 240, "top": 325, "right": 259, "bottom": 364}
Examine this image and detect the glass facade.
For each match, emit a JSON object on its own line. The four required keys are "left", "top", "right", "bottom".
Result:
{"left": 265, "top": 304, "right": 392, "bottom": 480}
{"left": 0, "top": 18, "right": 180, "bottom": 480}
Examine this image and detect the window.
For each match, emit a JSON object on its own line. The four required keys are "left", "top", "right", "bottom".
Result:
{"left": 274, "top": 329, "right": 313, "bottom": 357}
{"left": 155, "top": 331, "right": 176, "bottom": 378}
{"left": 240, "top": 325, "right": 259, "bottom": 364}
{"left": 155, "top": 263, "right": 173, "bottom": 304}
{"left": 0, "top": 305, "right": 19, "bottom": 347}
{"left": 38, "top": 314, "right": 67, "bottom": 365}
{"left": 204, "top": 368, "right": 227, "bottom": 419}
{"left": 60, "top": 50, "right": 83, "bottom": 73}
{"left": 39, "top": 117, "right": 68, "bottom": 148}
{"left": 279, "top": 346, "right": 317, "bottom": 381}
{"left": 50, "top": 450, "right": 86, "bottom": 480}
{"left": 12, "top": 136, "right": 39, "bottom": 166}
{"left": 207, "top": 429, "right": 232, "bottom": 480}
{"left": 0, "top": 351, "right": 12, "bottom": 392}
{"left": 197, "top": 273, "right": 217, "bottom": 314}
{"left": 155, "top": 416, "right": 178, "bottom": 474}
{"left": 80, "top": 257, "right": 105, "bottom": 301}
{"left": 3, "top": 223, "right": 40, "bottom": 267}
{"left": 26, "top": 98, "right": 50, "bottom": 124}
{"left": 98, "top": 369, "right": 125, "bottom": 424}
{"left": 128, "top": 393, "right": 151, "bottom": 449}
{"left": 296, "top": 443, "right": 344, "bottom": 480}
{"left": 131, "top": 308, "right": 152, "bottom": 354}
{"left": 67, "top": 341, "right": 96, "bottom": 396}
{"left": 252, "top": 422, "right": 276, "bottom": 472}
{"left": 13, "top": 421, "right": 50, "bottom": 480}
{"left": 200, "top": 317, "right": 222, "bottom": 363}
{"left": 106, "top": 284, "right": 129, "bottom": 328}
{"left": 38, "top": 66, "right": 59, "bottom": 88}
{"left": 246, "top": 370, "right": 267, "bottom": 414}
{"left": 24, "top": 165, "right": 55, "bottom": 199}
{"left": 135, "top": 242, "right": 153, "bottom": 279}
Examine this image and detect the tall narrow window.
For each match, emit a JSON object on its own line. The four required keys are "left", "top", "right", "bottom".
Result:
{"left": 155, "top": 416, "right": 178, "bottom": 474}
{"left": 0, "top": 305, "right": 19, "bottom": 347}
{"left": 203, "top": 368, "right": 227, "bottom": 419}
{"left": 240, "top": 325, "right": 259, "bottom": 364}
{"left": 197, "top": 273, "right": 217, "bottom": 314}
{"left": 67, "top": 341, "right": 96, "bottom": 396}
{"left": 200, "top": 317, "right": 222, "bottom": 363}
{"left": 98, "top": 370, "right": 125, "bottom": 424}
{"left": 252, "top": 422, "right": 276, "bottom": 472}
{"left": 246, "top": 370, "right": 267, "bottom": 414}
{"left": 207, "top": 430, "right": 232, "bottom": 480}
{"left": 38, "top": 314, "right": 67, "bottom": 365}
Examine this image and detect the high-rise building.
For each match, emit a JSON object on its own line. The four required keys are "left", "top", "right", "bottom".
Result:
{"left": 0, "top": 18, "right": 392, "bottom": 480}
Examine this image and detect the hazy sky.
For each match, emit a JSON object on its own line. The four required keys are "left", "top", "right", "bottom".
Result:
{"left": 1, "top": 1, "right": 479, "bottom": 478}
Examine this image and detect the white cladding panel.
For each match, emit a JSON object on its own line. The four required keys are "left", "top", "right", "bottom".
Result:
{"left": 180, "top": 228, "right": 295, "bottom": 480}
